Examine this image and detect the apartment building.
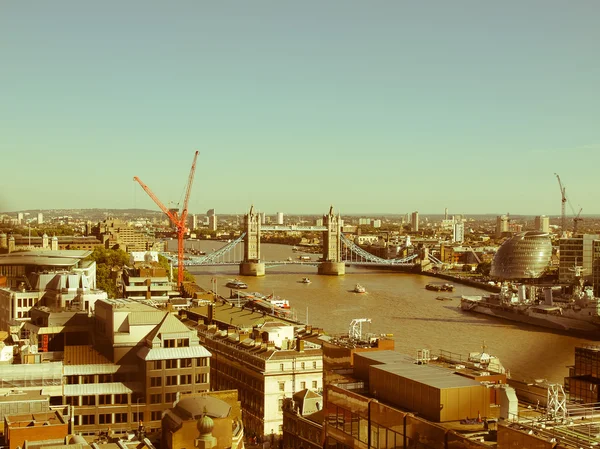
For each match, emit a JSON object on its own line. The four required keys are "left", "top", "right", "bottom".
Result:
{"left": 191, "top": 320, "right": 323, "bottom": 440}
{"left": 97, "top": 218, "right": 164, "bottom": 252}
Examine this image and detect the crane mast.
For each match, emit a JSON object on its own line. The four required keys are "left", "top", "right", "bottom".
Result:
{"left": 134, "top": 151, "right": 199, "bottom": 288}
{"left": 554, "top": 173, "right": 567, "bottom": 235}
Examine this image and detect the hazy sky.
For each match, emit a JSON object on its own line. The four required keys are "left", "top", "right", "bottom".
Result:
{"left": 1, "top": 1, "right": 599, "bottom": 216}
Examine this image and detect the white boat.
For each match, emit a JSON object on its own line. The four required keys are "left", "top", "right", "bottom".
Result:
{"left": 353, "top": 284, "right": 366, "bottom": 294}
{"left": 225, "top": 279, "right": 248, "bottom": 289}
{"left": 300, "top": 277, "right": 311, "bottom": 284}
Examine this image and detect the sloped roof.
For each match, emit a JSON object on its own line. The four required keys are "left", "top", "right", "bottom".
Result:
{"left": 137, "top": 345, "right": 211, "bottom": 361}
{"left": 145, "top": 313, "right": 195, "bottom": 345}
{"left": 175, "top": 396, "right": 231, "bottom": 420}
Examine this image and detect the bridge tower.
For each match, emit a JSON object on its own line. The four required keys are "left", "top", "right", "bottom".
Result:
{"left": 318, "top": 206, "right": 345, "bottom": 276}
{"left": 240, "top": 206, "right": 265, "bottom": 276}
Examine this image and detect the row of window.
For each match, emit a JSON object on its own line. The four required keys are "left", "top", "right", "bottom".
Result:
{"left": 163, "top": 338, "right": 189, "bottom": 348}
{"left": 17, "top": 297, "right": 36, "bottom": 307}
{"left": 150, "top": 390, "right": 193, "bottom": 404}
{"left": 149, "top": 373, "right": 207, "bottom": 390}
{"left": 75, "top": 411, "right": 163, "bottom": 426}
{"left": 66, "top": 394, "right": 129, "bottom": 406}
{"left": 278, "top": 380, "right": 318, "bottom": 391}
{"left": 279, "top": 361, "right": 318, "bottom": 371}
{"left": 152, "top": 357, "right": 207, "bottom": 370}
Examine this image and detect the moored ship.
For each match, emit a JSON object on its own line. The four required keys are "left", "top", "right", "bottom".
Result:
{"left": 461, "top": 278, "right": 600, "bottom": 334}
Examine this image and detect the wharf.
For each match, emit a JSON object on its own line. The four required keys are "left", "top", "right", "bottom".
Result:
{"left": 184, "top": 300, "right": 299, "bottom": 331}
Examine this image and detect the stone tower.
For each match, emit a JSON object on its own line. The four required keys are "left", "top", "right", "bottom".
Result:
{"left": 318, "top": 206, "right": 345, "bottom": 275}
{"left": 240, "top": 206, "right": 265, "bottom": 276}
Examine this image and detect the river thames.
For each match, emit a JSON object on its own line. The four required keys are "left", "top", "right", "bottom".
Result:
{"left": 177, "top": 240, "right": 592, "bottom": 384}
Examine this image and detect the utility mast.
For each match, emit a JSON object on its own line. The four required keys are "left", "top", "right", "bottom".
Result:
{"left": 554, "top": 173, "right": 567, "bottom": 235}
{"left": 134, "top": 151, "right": 199, "bottom": 288}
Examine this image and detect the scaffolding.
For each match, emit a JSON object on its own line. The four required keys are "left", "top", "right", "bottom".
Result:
{"left": 0, "top": 362, "right": 62, "bottom": 389}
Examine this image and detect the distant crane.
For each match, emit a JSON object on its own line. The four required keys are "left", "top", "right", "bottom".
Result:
{"left": 134, "top": 151, "right": 199, "bottom": 288}
{"left": 573, "top": 207, "right": 583, "bottom": 234}
{"left": 349, "top": 318, "right": 371, "bottom": 341}
{"left": 554, "top": 173, "right": 567, "bottom": 235}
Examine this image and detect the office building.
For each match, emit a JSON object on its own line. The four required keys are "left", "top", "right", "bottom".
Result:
{"left": 453, "top": 221, "right": 465, "bottom": 243}
{"left": 282, "top": 390, "right": 323, "bottom": 449}
{"left": 37, "top": 212, "right": 44, "bottom": 224}
{"left": 491, "top": 231, "right": 552, "bottom": 279}
{"left": 276, "top": 212, "right": 284, "bottom": 225}
{"left": 534, "top": 215, "right": 550, "bottom": 233}
{"left": 188, "top": 319, "right": 323, "bottom": 440}
{"left": 495, "top": 215, "right": 509, "bottom": 238}
{"left": 191, "top": 214, "right": 198, "bottom": 231}
{"left": 358, "top": 217, "right": 371, "bottom": 226}
{"left": 209, "top": 215, "right": 217, "bottom": 232}
{"left": 17, "top": 213, "right": 23, "bottom": 225}
{"left": 410, "top": 211, "right": 419, "bottom": 232}
{"left": 559, "top": 234, "right": 599, "bottom": 284}
{"left": 97, "top": 218, "right": 164, "bottom": 252}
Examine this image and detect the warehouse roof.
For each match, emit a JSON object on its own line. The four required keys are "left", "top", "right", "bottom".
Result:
{"left": 371, "top": 361, "right": 481, "bottom": 389}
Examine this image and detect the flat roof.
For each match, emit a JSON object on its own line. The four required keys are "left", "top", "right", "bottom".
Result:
{"left": 372, "top": 362, "right": 482, "bottom": 389}
{"left": 99, "top": 298, "right": 162, "bottom": 312}
{"left": 0, "top": 255, "right": 82, "bottom": 267}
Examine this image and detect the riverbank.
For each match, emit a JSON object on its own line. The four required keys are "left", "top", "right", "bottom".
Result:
{"left": 423, "top": 271, "right": 501, "bottom": 293}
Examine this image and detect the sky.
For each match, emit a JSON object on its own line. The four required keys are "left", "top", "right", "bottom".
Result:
{"left": 1, "top": 1, "right": 599, "bottom": 216}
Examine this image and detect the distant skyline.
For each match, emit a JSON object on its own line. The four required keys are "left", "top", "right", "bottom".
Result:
{"left": 1, "top": 1, "right": 599, "bottom": 214}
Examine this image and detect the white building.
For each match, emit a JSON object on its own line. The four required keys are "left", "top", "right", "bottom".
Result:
{"left": 196, "top": 321, "right": 322, "bottom": 438}
{"left": 37, "top": 213, "right": 44, "bottom": 224}
{"left": 276, "top": 212, "right": 284, "bottom": 225}
{"left": 453, "top": 221, "right": 465, "bottom": 243}
{"left": 535, "top": 215, "right": 550, "bottom": 233}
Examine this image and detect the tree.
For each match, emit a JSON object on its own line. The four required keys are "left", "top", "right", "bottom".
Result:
{"left": 86, "top": 247, "right": 129, "bottom": 298}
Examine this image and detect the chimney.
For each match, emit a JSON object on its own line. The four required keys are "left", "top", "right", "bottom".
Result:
{"left": 8, "top": 236, "right": 15, "bottom": 253}
{"left": 296, "top": 337, "right": 305, "bottom": 352}
{"left": 267, "top": 341, "right": 275, "bottom": 350}
{"left": 207, "top": 304, "right": 214, "bottom": 324}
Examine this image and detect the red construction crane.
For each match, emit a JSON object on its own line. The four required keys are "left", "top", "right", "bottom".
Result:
{"left": 134, "top": 151, "right": 199, "bottom": 288}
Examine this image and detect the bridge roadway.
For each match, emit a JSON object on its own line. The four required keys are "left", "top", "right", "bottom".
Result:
{"left": 261, "top": 225, "right": 326, "bottom": 232}
{"left": 177, "top": 258, "right": 419, "bottom": 268}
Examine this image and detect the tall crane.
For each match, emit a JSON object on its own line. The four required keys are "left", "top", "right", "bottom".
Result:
{"left": 554, "top": 173, "right": 567, "bottom": 235}
{"left": 573, "top": 207, "right": 583, "bottom": 234}
{"left": 134, "top": 151, "right": 199, "bottom": 288}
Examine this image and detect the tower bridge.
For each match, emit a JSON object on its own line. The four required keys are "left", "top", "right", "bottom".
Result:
{"left": 162, "top": 206, "right": 432, "bottom": 276}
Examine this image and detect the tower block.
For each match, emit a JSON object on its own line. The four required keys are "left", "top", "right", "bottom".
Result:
{"left": 240, "top": 206, "right": 265, "bottom": 276}
{"left": 318, "top": 206, "right": 345, "bottom": 276}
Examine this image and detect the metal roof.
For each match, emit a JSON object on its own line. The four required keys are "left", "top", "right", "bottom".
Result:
{"left": 63, "top": 364, "right": 138, "bottom": 376}
{"left": 372, "top": 362, "right": 481, "bottom": 389}
{"left": 0, "top": 255, "right": 82, "bottom": 267}
{"left": 128, "top": 311, "right": 166, "bottom": 326}
{"left": 137, "top": 345, "right": 211, "bottom": 361}
{"left": 64, "top": 381, "right": 142, "bottom": 396}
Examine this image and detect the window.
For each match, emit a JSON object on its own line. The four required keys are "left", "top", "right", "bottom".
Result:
{"left": 301, "top": 362, "right": 305, "bottom": 369}
{"left": 82, "top": 415, "right": 95, "bottom": 425}
{"left": 114, "top": 394, "right": 127, "bottom": 404}
{"left": 164, "top": 339, "right": 176, "bottom": 348}
{"left": 153, "top": 360, "right": 162, "bottom": 370}
{"left": 195, "top": 373, "right": 207, "bottom": 384}
{"left": 66, "top": 375, "right": 78, "bottom": 385}
{"left": 133, "top": 412, "right": 144, "bottom": 423}
{"left": 280, "top": 363, "right": 284, "bottom": 371}
{"left": 151, "top": 411, "right": 162, "bottom": 421}
{"left": 115, "top": 413, "right": 127, "bottom": 423}
{"left": 81, "top": 375, "right": 94, "bottom": 384}
{"left": 196, "top": 357, "right": 207, "bottom": 367}
{"left": 166, "top": 375, "right": 178, "bottom": 386}
{"left": 82, "top": 395, "right": 95, "bottom": 406}
{"left": 312, "top": 380, "right": 318, "bottom": 389}
{"left": 150, "top": 377, "right": 162, "bottom": 387}
{"left": 278, "top": 382, "right": 285, "bottom": 391}
{"left": 313, "top": 361, "right": 317, "bottom": 369}
{"left": 150, "top": 394, "right": 162, "bottom": 404}
{"left": 165, "top": 392, "right": 177, "bottom": 403}
{"left": 66, "top": 397, "right": 78, "bottom": 406}
{"left": 98, "top": 374, "right": 112, "bottom": 383}
{"left": 279, "top": 398, "right": 284, "bottom": 410}
{"left": 180, "top": 374, "right": 191, "bottom": 385}
{"left": 300, "top": 381, "right": 306, "bottom": 390}
{"left": 177, "top": 338, "right": 189, "bottom": 347}
{"left": 99, "top": 395, "right": 111, "bottom": 405}
{"left": 99, "top": 414, "right": 112, "bottom": 424}
{"left": 181, "top": 358, "right": 192, "bottom": 368}
{"left": 166, "top": 359, "right": 177, "bottom": 369}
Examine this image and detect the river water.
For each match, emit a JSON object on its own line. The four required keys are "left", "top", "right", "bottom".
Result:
{"left": 175, "top": 240, "right": 592, "bottom": 384}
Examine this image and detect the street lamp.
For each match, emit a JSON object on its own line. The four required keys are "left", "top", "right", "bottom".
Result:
{"left": 136, "top": 397, "right": 142, "bottom": 423}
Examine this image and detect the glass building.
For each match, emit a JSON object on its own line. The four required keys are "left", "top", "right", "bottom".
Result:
{"left": 490, "top": 231, "right": 552, "bottom": 280}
